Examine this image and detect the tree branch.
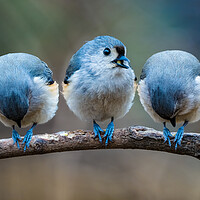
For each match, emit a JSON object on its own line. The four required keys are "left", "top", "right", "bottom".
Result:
{"left": 0, "top": 126, "right": 200, "bottom": 160}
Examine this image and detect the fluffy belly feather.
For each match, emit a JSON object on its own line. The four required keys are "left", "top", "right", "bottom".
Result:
{"left": 63, "top": 81, "right": 135, "bottom": 122}
{"left": 21, "top": 80, "right": 59, "bottom": 127}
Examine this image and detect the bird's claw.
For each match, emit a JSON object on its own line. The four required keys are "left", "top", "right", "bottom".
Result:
{"left": 12, "top": 129, "right": 22, "bottom": 149}
{"left": 93, "top": 122, "right": 104, "bottom": 143}
{"left": 174, "top": 126, "right": 184, "bottom": 150}
{"left": 22, "top": 129, "right": 33, "bottom": 151}
{"left": 103, "top": 121, "right": 114, "bottom": 146}
{"left": 163, "top": 126, "right": 173, "bottom": 147}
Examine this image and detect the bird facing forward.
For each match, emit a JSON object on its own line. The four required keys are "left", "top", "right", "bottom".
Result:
{"left": 63, "top": 36, "right": 136, "bottom": 145}
{"left": 138, "top": 50, "right": 200, "bottom": 149}
{"left": 0, "top": 53, "right": 59, "bottom": 151}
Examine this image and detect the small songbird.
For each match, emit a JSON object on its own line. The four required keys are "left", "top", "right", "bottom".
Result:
{"left": 0, "top": 53, "right": 59, "bottom": 151}
{"left": 63, "top": 36, "right": 136, "bottom": 145}
{"left": 138, "top": 50, "right": 200, "bottom": 149}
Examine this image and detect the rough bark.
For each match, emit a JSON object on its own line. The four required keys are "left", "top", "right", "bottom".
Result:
{"left": 0, "top": 126, "right": 200, "bottom": 159}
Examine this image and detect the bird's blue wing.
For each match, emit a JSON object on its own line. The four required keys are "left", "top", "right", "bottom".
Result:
{"left": 64, "top": 55, "right": 82, "bottom": 84}
{"left": 39, "top": 60, "right": 54, "bottom": 85}
{"left": 140, "top": 68, "right": 147, "bottom": 80}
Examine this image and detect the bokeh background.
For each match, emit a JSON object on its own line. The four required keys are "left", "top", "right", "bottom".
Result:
{"left": 0, "top": 0, "right": 200, "bottom": 199}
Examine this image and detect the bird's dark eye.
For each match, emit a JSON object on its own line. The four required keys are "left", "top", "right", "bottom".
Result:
{"left": 103, "top": 48, "right": 111, "bottom": 56}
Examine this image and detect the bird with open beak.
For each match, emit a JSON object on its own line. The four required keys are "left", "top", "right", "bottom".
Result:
{"left": 63, "top": 36, "right": 136, "bottom": 145}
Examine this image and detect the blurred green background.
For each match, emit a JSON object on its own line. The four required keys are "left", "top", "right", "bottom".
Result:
{"left": 0, "top": 0, "right": 200, "bottom": 199}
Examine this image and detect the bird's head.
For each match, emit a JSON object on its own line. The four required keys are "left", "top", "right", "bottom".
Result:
{"left": 74, "top": 36, "right": 131, "bottom": 72}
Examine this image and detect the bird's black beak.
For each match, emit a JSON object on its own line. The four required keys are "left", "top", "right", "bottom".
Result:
{"left": 112, "top": 55, "right": 130, "bottom": 69}
{"left": 170, "top": 117, "right": 176, "bottom": 127}
{"left": 16, "top": 120, "right": 21, "bottom": 128}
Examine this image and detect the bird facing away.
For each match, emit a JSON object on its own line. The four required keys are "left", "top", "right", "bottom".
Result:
{"left": 138, "top": 50, "right": 200, "bottom": 149}
{"left": 63, "top": 36, "right": 136, "bottom": 145}
{"left": 0, "top": 53, "right": 59, "bottom": 151}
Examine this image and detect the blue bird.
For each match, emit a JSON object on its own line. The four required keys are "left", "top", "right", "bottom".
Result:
{"left": 138, "top": 50, "right": 200, "bottom": 149}
{"left": 0, "top": 53, "right": 59, "bottom": 151}
{"left": 62, "top": 36, "right": 136, "bottom": 145}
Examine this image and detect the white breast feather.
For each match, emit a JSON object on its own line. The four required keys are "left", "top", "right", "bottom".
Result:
{"left": 63, "top": 68, "right": 136, "bottom": 122}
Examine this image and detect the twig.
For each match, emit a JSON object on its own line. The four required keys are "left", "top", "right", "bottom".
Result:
{"left": 0, "top": 126, "right": 199, "bottom": 159}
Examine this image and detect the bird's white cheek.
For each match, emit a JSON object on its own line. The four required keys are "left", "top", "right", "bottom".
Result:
{"left": 106, "top": 62, "right": 116, "bottom": 69}
{"left": 86, "top": 49, "right": 119, "bottom": 70}
{"left": 195, "top": 76, "right": 200, "bottom": 91}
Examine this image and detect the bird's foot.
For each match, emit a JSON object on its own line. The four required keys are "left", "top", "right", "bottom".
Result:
{"left": 22, "top": 129, "right": 33, "bottom": 151}
{"left": 103, "top": 121, "right": 114, "bottom": 146}
{"left": 93, "top": 121, "right": 104, "bottom": 143}
{"left": 12, "top": 129, "right": 22, "bottom": 149}
{"left": 163, "top": 126, "right": 173, "bottom": 147}
{"left": 174, "top": 126, "right": 184, "bottom": 150}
